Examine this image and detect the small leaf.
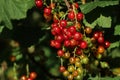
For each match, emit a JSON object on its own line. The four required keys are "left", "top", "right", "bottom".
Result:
{"left": 80, "top": 1, "right": 119, "bottom": 14}
{"left": 92, "top": 14, "right": 112, "bottom": 28}
{"left": 114, "top": 25, "right": 120, "bottom": 35}
{"left": 83, "top": 18, "right": 95, "bottom": 28}
{"left": 108, "top": 41, "right": 120, "bottom": 51}
{"left": 83, "top": 15, "right": 112, "bottom": 28}
{"left": 108, "top": 48, "right": 120, "bottom": 58}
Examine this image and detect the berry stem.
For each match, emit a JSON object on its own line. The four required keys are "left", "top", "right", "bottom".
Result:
{"left": 13, "top": 62, "right": 18, "bottom": 80}
{"left": 73, "top": 47, "right": 77, "bottom": 57}
{"left": 63, "top": 0, "right": 71, "bottom": 10}
{"left": 60, "top": 58, "right": 63, "bottom": 66}
{"left": 26, "top": 64, "right": 30, "bottom": 78}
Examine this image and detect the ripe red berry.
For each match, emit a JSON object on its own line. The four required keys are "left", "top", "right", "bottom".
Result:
{"left": 57, "top": 50, "right": 64, "bottom": 57}
{"left": 104, "top": 41, "right": 110, "bottom": 48}
{"left": 63, "top": 34, "right": 69, "bottom": 40}
{"left": 68, "top": 11, "right": 75, "bottom": 20}
{"left": 70, "top": 39, "right": 78, "bottom": 47}
{"left": 54, "top": 40, "right": 61, "bottom": 49}
{"left": 27, "top": 78, "right": 33, "bottom": 80}
{"left": 59, "top": 66, "right": 66, "bottom": 72}
{"left": 55, "top": 35, "right": 64, "bottom": 42}
{"left": 97, "top": 36, "right": 104, "bottom": 44}
{"left": 73, "top": 32, "right": 83, "bottom": 40}
{"left": 66, "top": 30, "right": 72, "bottom": 38}
{"left": 99, "top": 31, "right": 104, "bottom": 37}
{"left": 93, "top": 32, "right": 100, "bottom": 39}
{"left": 51, "top": 26, "right": 61, "bottom": 35}
{"left": 64, "top": 40, "right": 71, "bottom": 47}
{"left": 35, "top": 0, "right": 43, "bottom": 8}
{"left": 60, "top": 20, "right": 67, "bottom": 28}
{"left": 73, "top": 2, "right": 79, "bottom": 9}
{"left": 75, "top": 48, "right": 82, "bottom": 55}
{"left": 51, "top": 23, "right": 58, "bottom": 28}
{"left": 50, "top": 40, "right": 55, "bottom": 47}
{"left": 30, "top": 72, "right": 37, "bottom": 79}
{"left": 68, "top": 26, "right": 76, "bottom": 34}
{"left": 79, "top": 41, "right": 87, "bottom": 49}
{"left": 77, "top": 12, "right": 83, "bottom": 21}
{"left": 44, "top": 7, "right": 51, "bottom": 16}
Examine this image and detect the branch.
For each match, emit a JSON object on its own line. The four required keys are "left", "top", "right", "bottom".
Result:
{"left": 63, "top": 0, "right": 70, "bottom": 9}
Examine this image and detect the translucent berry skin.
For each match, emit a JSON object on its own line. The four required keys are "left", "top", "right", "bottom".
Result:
{"left": 35, "top": 0, "right": 43, "bottom": 8}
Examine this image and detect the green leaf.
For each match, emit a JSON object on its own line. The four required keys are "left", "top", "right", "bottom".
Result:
{"left": 89, "top": 76, "right": 120, "bottom": 80}
{"left": 91, "top": 14, "right": 112, "bottom": 28}
{"left": 0, "top": 0, "right": 35, "bottom": 29}
{"left": 108, "top": 48, "right": 120, "bottom": 58}
{"left": 108, "top": 41, "right": 120, "bottom": 51}
{"left": 114, "top": 25, "right": 120, "bottom": 35}
{"left": 83, "top": 18, "right": 95, "bottom": 28}
{"left": 80, "top": 1, "right": 119, "bottom": 14}
{"left": 83, "top": 15, "right": 112, "bottom": 28}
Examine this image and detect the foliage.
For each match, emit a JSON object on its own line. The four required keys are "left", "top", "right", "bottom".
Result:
{"left": 0, "top": 0, "right": 120, "bottom": 80}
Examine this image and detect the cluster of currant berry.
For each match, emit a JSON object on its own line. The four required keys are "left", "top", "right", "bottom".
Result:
{"left": 35, "top": 0, "right": 110, "bottom": 80}
{"left": 20, "top": 72, "right": 37, "bottom": 80}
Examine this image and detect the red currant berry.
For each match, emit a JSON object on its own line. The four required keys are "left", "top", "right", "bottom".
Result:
{"left": 79, "top": 41, "right": 87, "bottom": 49}
{"left": 70, "top": 39, "right": 78, "bottom": 47}
{"left": 35, "top": 0, "right": 43, "bottom": 8}
{"left": 59, "top": 66, "right": 66, "bottom": 72}
{"left": 99, "top": 31, "right": 104, "bottom": 37}
{"left": 50, "top": 40, "right": 55, "bottom": 47}
{"left": 73, "top": 32, "right": 83, "bottom": 40}
{"left": 44, "top": 7, "right": 51, "bottom": 16}
{"left": 51, "top": 26, "right": 61, "bottom": 35}
{"left": 68, "top": 26, "right": 76, "bottom": 34}
{"left": 77, "top": 12, "right": 83, "bottom": 21}
{"left": 27, "top": 78, "right": 33, "bottom": 80}
{"left": 60, "top": 20, "right": 67, "bottom": 28}
{"left": 93, "top": 32, "right": 100, "bottom": 39}
{"left": 63, "top": 34, "right": 69, "bottom": 40}
{"left": 64, "top": 40, "right": 71, "bottom": 47}
{"left": 62, "top": 28, "right": 68, "bottom": 34}
{"left": 73, "top": 2, "right": 79, "bottom": 9}
{"left": 104, "top": 41, "right": 110, "bottom": 48}
{"left": 54, "top": 40, "right": 61, "bottom": 48}
{"left": 68, "top": 11, "right": 75, "bottom": 20}
{"left": 55, "top": 35, "right": 64, "bottom": 42}
{"left": 97, "top": 36, "right": 104, "bottom": 44}
{"left": 30, "top": 72, "right": 37, "bottom": 79}
{"left": 66, "top": 30, "right": 72, "bottom": 38}
{"left": 51, "top": 23, "right": 58, "bottom": 28}
{"left": 57, "top": 50, "right": 64, "bottom": 57}
{"left": 75, "top": 48, "right": 82, "bottom": 55}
